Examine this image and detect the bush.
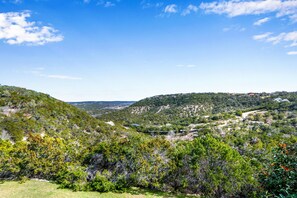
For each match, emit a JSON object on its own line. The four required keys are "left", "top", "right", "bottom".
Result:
{"left": 87, "top": 172, "right": 115, "bottom": 192}
{"left": 56, "top": 165, "right": 88, "bottom": 191}
{"left": 259, "top": 143, "right": 297, "bottom": 197}
{"left": 236, "top": 110, "right": 243, "bottom": 116}
{"left": 168, "top": 135, "right": 256, "bottom": 197}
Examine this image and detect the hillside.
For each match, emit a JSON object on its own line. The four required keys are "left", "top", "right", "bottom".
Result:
{"left": 100, "top": 91, "right": 297, "bottom": 167}
{"left": 101, "top": 92, "right": 297, "bottom": 126}
{"left": 0, "top": 85, "right": 115, "bottom": 143}
{"left": 101, "top": 92, "right": 262, "bottom": 126}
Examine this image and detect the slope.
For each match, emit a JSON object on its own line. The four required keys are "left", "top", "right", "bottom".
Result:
{"left": 0, "top": 85, "right": 114, "bottom": 143}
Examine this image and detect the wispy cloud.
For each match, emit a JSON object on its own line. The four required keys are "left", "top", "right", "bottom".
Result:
{"left": 103, "top": 1, "right": 115, "bottom": 7}
{"left": 287, "top": 51, "right": 297, "bottom": 55}
{"left": 254, "top": 17, "right": 270, "bottom": 26}
{"left": 253, "top": 32, "right": 273, "bottom": 40}
{"left": 181, "top": 4, "right": 198, "bottom": 16}
{"left": 27, "top": 68, "right": 82, "bottom": 80}
{"left": 200, "top": 0, "right": 297, "bottom": 22}
{"left": 199, "top": 0, "right": 297, "bottom": 54}
{"left": 1, "top": 0, "right": 22, "bottom": 4}
{"left": 141, "top": 1, "right": 163, "bottom": 9}
{"left": 0, "top": 11, "right": 63, "bottom": 45}
{"left": 164, "top": 4, "right": 178, "bottom": 14}
{"left": 253, "top": 31, "right": 297, "bottom": 55}
{"left": 84, "top": 0, "right": 118, "bottom": 7}
{"left": 253, "top": 31, "right": 297, "bottom": 46}
{"left": 223, "top": 25, "right": 246, "bottom": 32}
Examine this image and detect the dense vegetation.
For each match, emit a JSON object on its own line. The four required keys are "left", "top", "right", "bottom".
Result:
{"left": 0, "top": 133, "right": 255, "bottom": 197}
{"left": 1, "top": 85, "right": 297, "bottom": 197}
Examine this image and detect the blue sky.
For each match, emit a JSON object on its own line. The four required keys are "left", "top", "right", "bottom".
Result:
{"left": 0, "top": 0, "right": 296, "bottom": 101}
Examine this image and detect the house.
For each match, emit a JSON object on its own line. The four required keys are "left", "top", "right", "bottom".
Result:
{"left": 274, "top": 98, "right": 290, "bottom": 103}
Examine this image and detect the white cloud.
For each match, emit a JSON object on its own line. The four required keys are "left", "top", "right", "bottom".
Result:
{"left": 253, "top": 31, "right": 297, "bottom": 47}
{"left": 254, "top": 17, "right": 270, "bottom": 26}
{"left": 200, "top": 0, "right": 297, "bottom": 22}
{"left": 0, "top": 11, "right": 63, "bottom": 45}
{"left": 253, "top": 32, "right": 273, "bottom": 40}
{"left": 287, "top": 51, "right": 297, "bottom": 55}
{"left": 181, "top": 4, "right": 198, "bottom": 16}
{"left": 164, "top": 4, "right": 178, "bottom": 14}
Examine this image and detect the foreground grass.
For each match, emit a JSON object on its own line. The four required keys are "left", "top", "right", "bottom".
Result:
{"left": 0, "top": 180, "right": 198, "bottom": 198}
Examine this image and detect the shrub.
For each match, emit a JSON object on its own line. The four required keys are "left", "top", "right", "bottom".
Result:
{"left": 56, "top": 165, "right": 88, "bottom": 191}
{"left": 259, "top": 143, "right": 297, "bottom": 197}
{"left": 87, "top": 172, "right": 115, "bottom": 192}
{"left": 168, "top": 135, "right": 256, "bottom": 197}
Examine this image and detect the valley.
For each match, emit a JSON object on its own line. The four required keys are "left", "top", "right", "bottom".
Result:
{"left": 0, "top": 86, "right": 296, "bottom": 198}
{"left": 69, "top": 101, "right": 135, "bottom": 117}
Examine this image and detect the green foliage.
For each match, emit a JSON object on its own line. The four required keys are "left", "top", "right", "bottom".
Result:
{"left": 259, "top": 144, "right": 297, "bottom": 197}
{"left": 87, "top": 172, "right": 115, "bottom": 192}
{"left": 236, "top": 110, "right": 243, "bottom": 116}
{"left": 0, "top": 134, "right": 70, "bottom": 180}
{"left": 1, "top": 118, "right": 24, "bottom": 141}
{"left": 169, "top": 135, "right": 256, "bottom": 197}
{"left": 56, "top": 165, "right": 88, "bottom": 191}
{"left": 85, "top": 134, "right": 173, "bottom": 191}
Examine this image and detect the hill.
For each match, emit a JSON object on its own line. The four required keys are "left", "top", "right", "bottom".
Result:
{"left": 101, "top": 92, "right": 297, "bottom": 126}
{"left": 0, "top": 85, "right": 115, "bottom": 143}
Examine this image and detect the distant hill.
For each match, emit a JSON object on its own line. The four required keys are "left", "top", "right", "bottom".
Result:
{"left": 69, "top": 101, "right": 135, "bottom": 117}
{"left": 0, "top": 85, "right": 114, "bottom": 143}
{"left": 101, "top": 92, "right": 297, "bottom": 125}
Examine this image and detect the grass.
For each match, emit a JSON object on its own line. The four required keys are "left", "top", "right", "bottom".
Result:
{"left": 0, "top": 180, "right": 199, "bottom": 198}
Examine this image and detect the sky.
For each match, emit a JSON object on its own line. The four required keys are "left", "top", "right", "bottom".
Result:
{"left": 0, "top": 0, "right": 296, "bottom": 101}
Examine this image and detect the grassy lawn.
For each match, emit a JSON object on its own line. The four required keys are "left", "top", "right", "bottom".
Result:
{"left": 0, "top": 180, "right": 197, "bottom": 198}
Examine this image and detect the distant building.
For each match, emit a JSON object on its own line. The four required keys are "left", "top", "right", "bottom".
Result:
{"left": 274, "top": 98, "right": 283, "bottom": 102}
{"left": 274, "top": 98, "right": 290, "bottom": 103}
